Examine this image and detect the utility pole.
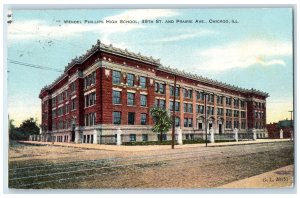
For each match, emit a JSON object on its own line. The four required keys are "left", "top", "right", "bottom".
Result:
{"left": 172, "top": 75, "right": 176, "bottom": 149}
{"left": 288, "top": 110, "right": 293, "bottom": 140}
{"left": 204, "top": 92, "right": 208, "bottom": 147}
{"left": 171, "top": 75, "right": 177, "bottom": 149}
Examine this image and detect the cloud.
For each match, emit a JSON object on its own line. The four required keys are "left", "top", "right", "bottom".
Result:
{"left": 8, "top": 9, "right": 178, "bottom": 43}
{"left": 194, "top": 39, "right": 292, "bottom": 70}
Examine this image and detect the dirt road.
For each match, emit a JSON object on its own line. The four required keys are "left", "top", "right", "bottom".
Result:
{"left": 8, "top": 141, "right": 294, "bottom": 189}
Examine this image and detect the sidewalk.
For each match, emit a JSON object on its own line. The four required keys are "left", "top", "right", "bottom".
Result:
{"left": 18, "top": 139, "right": 291, "bottom": 152}
{"left": 218, "top": 165, "right": 294, "bottom": 188}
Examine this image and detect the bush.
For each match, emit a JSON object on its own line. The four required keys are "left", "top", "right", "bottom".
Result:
{"left": 183, "top": 139, "right": 208, "bottom": 144}
{"left": 123, "top": 140, "right": 178, "bottom": 146}
{"left": 215, "top": 140, "right": 235, "bottom": 143}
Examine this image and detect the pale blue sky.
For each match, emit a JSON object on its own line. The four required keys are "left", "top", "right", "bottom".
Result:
{"left": 7, "top": 8, "right": 293, "bottom": 126}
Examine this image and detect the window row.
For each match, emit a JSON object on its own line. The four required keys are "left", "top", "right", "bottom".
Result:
{"left": 113, "top": 91, "right": 148, "bottom": 107}
{"left": 255, "top": 111, "right": 264, "bottom": 119}
{"left": 52, "top": 119, "right": 71, "bottom": 130}
{"left": 112, "top": 71, "right": 147, "bottom": 88}
{"left": 225, "top": 121, "right": 246, "bottom": 129}
{"left": 113, "top": 112, "right": 147, "bottom": 125}
{"left": 255, "top": 122, "right": 265, "bottom": 129}
{"left": 52, "top": 99, "right": 76, "bottom": 118}
{"left": 254, "top": 102, "right": 265, "bottom": 109}
{"left": 127, "top": 134, "right": 149, "bottom": 142}
{"left": 52, "top": 90, "right": 69, "bottom": 107}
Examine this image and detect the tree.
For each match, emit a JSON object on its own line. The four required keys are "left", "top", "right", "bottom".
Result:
{"left": 150, "top": 107, "right": 172, "bottom": 143}
{"left": 9, "top": 119, "right": 16, "bottom": 140}
{"left": 12, "top": 118, "right": 40, "bottom": 140}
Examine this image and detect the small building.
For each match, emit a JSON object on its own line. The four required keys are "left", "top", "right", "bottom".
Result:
{"left": 39, "top": 40, "right": 269, "bottom": 144}
{"left": 267, "top": 119, "right": 293, "bottom": 139}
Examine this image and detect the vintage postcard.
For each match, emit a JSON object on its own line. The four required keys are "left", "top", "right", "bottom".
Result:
{"left": 5, "top": 6, "right": 294, "bottom": 191}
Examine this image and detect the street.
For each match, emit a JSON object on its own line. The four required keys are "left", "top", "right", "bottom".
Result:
{"left": 8, "top": 141, "right": 294, "bottom": 189}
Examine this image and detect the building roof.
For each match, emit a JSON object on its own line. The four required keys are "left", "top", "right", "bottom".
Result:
{"left": 278, "top": 120, "right": 293, "bottom": 128}
{"left": 40, "top": 40, "right": 269, "bottom": 97}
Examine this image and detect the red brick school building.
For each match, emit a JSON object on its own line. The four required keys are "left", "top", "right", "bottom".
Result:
{"left": 38, "top": 40, "right": 268, "bottom": 144}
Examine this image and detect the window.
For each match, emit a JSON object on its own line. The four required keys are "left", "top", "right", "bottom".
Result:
{"left": 84, "top": 71, "right": 96, "bottom": 89}
{"left": 184, "top": 118, "right": 193, "bottom": 127}
{"left": 241, "top": 100, "right": 245, "bottom": 108}
{"left": 112, "top": 71, "right": 121, "bottom": 84}
{"left": 217, "top": 108, "right": 223, "bottom": 116}
{"left": 184, "top": 103, "right": 193, "bottom": 113}
{"left": 183, "top": 89, "right": 188, "bottom": 98}
{"left": 113, "top": 91, "right": 121, "bottom": 104}
{"left": 226, "top": 109, "right": 232, "bottom": 117}
{"left": 58, "top": 93, "right": 63, "bottom": 103}
{"left": 113, "top": 112, "right": 121, "bottom": 124}
{"left": 127, "top": 93, "right": 135, "bottom": 105}
{"left": 140, "top": 95, "right": 147, "bottom": 107}
{"left": 85, "top": 112, "right": 96, "bottom": 126}
{"left": 128, "top": 112, "right": 135, "bottom": 125}
{"left": 226, "top": 120, "right": 232, "bottom": 129}
{"left": 188, "top": 104, "right": 193, "bottom": 113}
{"left": 217, "top": 96, "right": 223, "bottom": 105}
{"left": 184, "top": 103, "right": 188, "bottom": 112}
{"left": 155, "top": 83, "right": 165, "bottom": 94}
{"left": 234, "top": 99, "right": 239, "bottom": 107}
{"left": 241, "top": 122, "right": 246, "bottom": 129}
{"left": 170, "top": 85, "right": 180, "bottom": 97}
{"left": 226, "top": 97, "right": 232, "bottom": 105}
{"left": 159, "top": 99, "right": 165, "bottom": 108}
{"left": 70, "top": 82, "right": 76, "bottom": 93}
{"left": 85, "top": 92, "right": 96, "bottom": 107}
{"left": 207, "top": 106, "right": 214, "bottom": 115}
{"left": 141, "top": 113, "right": 147, "bottom": 125}
{"left": 130, "top": 134, "right": 136, "bottom": 142}
{"left": 159, "top": 84, "right": 165, "bottom": 94}
{"left": 207, "top": 94, "right": 214, "bottom": 103}
{"left": 127, "top": 73, "right": 134, "bottom": 86}
{"left": 170, "top": 101, "right": 180, "bottom": 112}
{"left": 57, "top": 107, "right": 63, "bottom": 116}
{"left": 175, "top": 117, "right": 180, "bottom": 127}
{"left": 157, "top": 134, "right": 167, "bottom": 141}
{"left": 234, "top": 110, "right": 239, "bottom": 117}
{"left": 200, "top": 105, "right": 204, "bottom": 114}
{"left": 234, "top": 120, "right": 239, "bottom": 129}
{"left": 142, "top": 134, "right": 148, "bottom": 141}
{"left": 155, "top": 99, "right": 159, "bottom": 107}
{"left": 52, "top": 97, "right": 56, "bottom": 107}
{"left": 140, "top": 76, "right": 147, "bottom": 88}
{"left": 71, "top": 99, "right": 76, "bottom": 110}
{"left": 65, "top": 104, "right": 69, "bottom": 114}
{"left": 241, "top": 111, "right": 246, "bottom": 118}
{"left": 155, "top": 83, "right": 159, "bottom": 92}
{"left": 183, "top": 89, "right": 192, "bottom": 98}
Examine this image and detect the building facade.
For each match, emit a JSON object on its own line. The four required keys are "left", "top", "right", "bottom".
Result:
{"left": 39, "top": 40, "right": 269, "bottom": 144}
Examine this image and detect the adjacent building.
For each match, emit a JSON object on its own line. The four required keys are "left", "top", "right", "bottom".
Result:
{"left": 267, "top": 119, "right": 293, "bottom": 139}
{"left": 39, "top": 40, "right": 269, "bottom": 144}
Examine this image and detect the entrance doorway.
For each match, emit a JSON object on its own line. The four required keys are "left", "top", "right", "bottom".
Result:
{"left": 219, "top": 124, "right": 222, "bottom": 134}
{"left": 71, "top": 124, "right": 75, "bottom": 142}
{"left": 198, "top": 122, "right": 202, "bottom": 130}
